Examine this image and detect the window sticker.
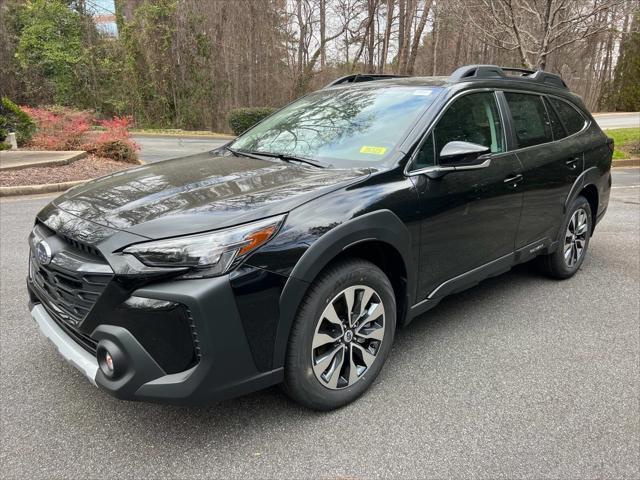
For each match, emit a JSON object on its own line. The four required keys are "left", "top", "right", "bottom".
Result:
{"left": 359, "top": 146, "right": 388, "bottom": 155}
{"left": 413, "top": 90, "right": 433, "bottom": 96}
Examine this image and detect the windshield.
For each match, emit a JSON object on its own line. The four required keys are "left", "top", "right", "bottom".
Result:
{"left": 230, "top": 85, "right": 442, "bottom": 168}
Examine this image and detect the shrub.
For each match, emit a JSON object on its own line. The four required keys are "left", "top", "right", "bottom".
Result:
{"left": 19, "top": 106, "right": 138, "bottom": 162}
{"left": 83, "top": 116, "right": 139, "bottom": 163}
{"left": 21, "top": 105, "right": 93, "bottom": 150}
{"left": 0, "top": 97, "right": 36, "bottom": 146}
{"left": 227, "top": 107, "right": 276, "bottom": 135}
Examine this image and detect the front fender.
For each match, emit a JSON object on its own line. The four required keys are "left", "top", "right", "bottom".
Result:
{"left": 271, "top": 209, "right": 415, "bottom": 368}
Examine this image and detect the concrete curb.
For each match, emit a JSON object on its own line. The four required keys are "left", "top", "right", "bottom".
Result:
{"left": 0, "top": 158, "right": 145, "bottom": 197}
{"left": 0, "top": 180, "right": 87, "bottom": 197}
{"left": 131, "top": 132, "right": 235, "bottom": 140}
{"left": 0, "top": 151, "right": 87, "bottom": 171}
{"left": 592, "top": 112, "right": 639, "bottom": 116}
{"left": 613, "top": 158, "right": 640, "bottom": 167}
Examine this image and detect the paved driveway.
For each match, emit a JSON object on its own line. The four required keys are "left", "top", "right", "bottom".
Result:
{"left": 133, "top": 135, "right": 229, "bottom": 163}
{"left": 1, "top": 169, "right": 638, "bottom": 479}
{"left": 593, "top": 112, "right": 640, "bottom": 130}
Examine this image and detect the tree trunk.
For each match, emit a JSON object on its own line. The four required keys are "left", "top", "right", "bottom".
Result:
{"left": 296, "top": 0, "right": 305, "bottom": 76}
{"left": 397, "top": 0, "right": 406, "bottom": 73}
{"left": 320, "top": 0, "right": 326, "bottom": 70}
{"left": 366, "top": 0, "right": 377, "bottom": 73}
{"left": 379, "top": 0, "right": 394, "bottom": 73}
{"left": 399, "top": 0, "right": 415, "bottom": 74}
{"left": 407, "top": 0, "right": 432, "bottom": 75}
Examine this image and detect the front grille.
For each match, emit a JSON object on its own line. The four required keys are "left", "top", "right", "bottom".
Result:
{"left": 29, "top": 225, "right": 113, "bottom": 353}
{"left": 46, "top": 302, "right": 99, "bottom": 353}
{"left": 60, "top": 235, "right": 104, "bottom": 259}
{"left": 30, "top": 254, "right": 111, "bottom": 327}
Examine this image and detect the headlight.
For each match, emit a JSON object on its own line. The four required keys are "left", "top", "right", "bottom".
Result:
{"left": 123, "top": 215, "right": 285, "bottom": 278}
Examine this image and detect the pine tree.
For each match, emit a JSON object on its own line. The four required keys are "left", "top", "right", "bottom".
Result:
{"left": 602, "top": 12, "right": 639, "bottom": 112}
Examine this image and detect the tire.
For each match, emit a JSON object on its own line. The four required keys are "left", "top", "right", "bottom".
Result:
{"left": 539, "top": 195, "right": 592, "bottom": 279}
{"left": 283, "top": 258, "right": 396, "bottom": 410}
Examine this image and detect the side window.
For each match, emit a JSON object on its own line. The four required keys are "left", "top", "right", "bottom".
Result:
{"left": 433, "top": 92, "right": 505, "bottom": 157}
{"left": 415, "top": 133, "right": 435, "bottom": 169}
{"left": 544, "top": 97, "right": 567, "bottom": 140}
{"left": 548, "top": 97, "right": 587, "bottom": 135}
{"left": 504, "top": 92, "right": 552, "bottom": 148}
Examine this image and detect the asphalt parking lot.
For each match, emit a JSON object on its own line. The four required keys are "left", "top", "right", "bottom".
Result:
{"left": 133, "top": 135, "right": 228, "bottom": 163}
{"left": 1, "top": 168, "right": 638, "bottom": 479}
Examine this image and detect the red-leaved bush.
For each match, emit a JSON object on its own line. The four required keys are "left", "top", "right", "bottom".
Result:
{"left": 20, "top": 106, "right": 139, "bottom": 163}
{"left": 83, "top": 116, "right": 139, "bottom": 163}
{"left": 22, "top": 106, "right": 93, "bottom": 151}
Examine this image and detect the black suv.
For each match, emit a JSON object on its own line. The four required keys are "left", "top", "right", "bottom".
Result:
{"left": 28, "top": 65, "right": 612, "bottom": 410}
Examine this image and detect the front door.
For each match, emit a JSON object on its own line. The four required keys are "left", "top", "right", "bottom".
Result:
{"left": 409, "top": 91, "right": 524, "bottom": 301}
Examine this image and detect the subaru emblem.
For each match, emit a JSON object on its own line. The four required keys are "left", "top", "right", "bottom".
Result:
{"left": 36, "top": 240, "right": 52, "bottom": 265}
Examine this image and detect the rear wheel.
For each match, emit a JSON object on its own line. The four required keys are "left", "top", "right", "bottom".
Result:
{"left": 283, "top": 259, "right": 396, "bottom": 410}
{"left": 540, "top": 195, "right": 592, "bottom": 279}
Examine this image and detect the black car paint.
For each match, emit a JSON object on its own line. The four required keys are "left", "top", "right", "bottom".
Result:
{"left": 51, "top": 153, "right": 370, "bottom": 238}
{"left": 28, "top": 77, "right": 612, "bottom": 404}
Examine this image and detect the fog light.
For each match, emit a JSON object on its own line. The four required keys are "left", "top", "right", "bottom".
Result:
{"left": 104, "top": 352, "right": 114, "bottom": 372}
{"left": 96, "top": 340, "right": 124, "bottom": 379}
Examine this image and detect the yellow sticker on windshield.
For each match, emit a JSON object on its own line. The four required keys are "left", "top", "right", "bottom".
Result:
{"left": 360, "top": 146, "right": 387, "bottom": 155}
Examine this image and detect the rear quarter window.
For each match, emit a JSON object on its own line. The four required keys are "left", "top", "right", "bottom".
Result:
{"left": 548, "top": 97, "right": 587, "bottom": 135}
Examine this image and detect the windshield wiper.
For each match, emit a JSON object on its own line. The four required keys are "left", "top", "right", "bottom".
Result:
{"left": 225, "top": 146, "right": 325, "bottom": 168}
{"left": 266, "top": 152, "right": 325, "bottom": 168}
{"left": 238, "top": 149, "right": 326, "bottom": 168}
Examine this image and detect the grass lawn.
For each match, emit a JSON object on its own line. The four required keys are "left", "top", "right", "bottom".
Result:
{"left": 605, "top": 128, "right": 639, "bottom": 159}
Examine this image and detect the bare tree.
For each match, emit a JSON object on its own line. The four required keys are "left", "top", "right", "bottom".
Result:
{"left": 462, "top": 0, "right": 627, "bottom": 69}
{"left": 406, "top": 0, "right": 433, "bottom": 74}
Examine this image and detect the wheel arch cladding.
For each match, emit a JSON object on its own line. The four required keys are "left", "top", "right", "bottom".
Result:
{"left": 580, "top": 183, "right": 599, "bottom": 232}
{"left": 564, "top": 166, "right": 601, "bottom": 232}
{"left": 272, "top": 209, "right": 415, "bottom": 369}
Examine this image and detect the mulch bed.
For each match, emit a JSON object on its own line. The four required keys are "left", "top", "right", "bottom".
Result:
{"left": 0, "top": 155, "right": 137, "bottom": 187}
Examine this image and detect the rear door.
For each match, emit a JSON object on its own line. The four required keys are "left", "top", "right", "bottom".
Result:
{"left": 502, "top": 91, "right": 583, "bottom": 250}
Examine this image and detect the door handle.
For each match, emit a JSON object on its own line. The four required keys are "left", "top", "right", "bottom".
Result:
{"left": 566, "top": 157, "right": 580, "bottom": 169}
{"left": 504, "top": 174, "right": 523, "bottom": 186}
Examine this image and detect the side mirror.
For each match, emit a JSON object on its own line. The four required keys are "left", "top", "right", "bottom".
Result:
{"left": 439, "top": 141, "right": 491, "bottom": 166}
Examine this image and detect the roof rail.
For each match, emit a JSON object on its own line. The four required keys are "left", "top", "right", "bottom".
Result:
{"left": 449, "top": 64, "right": 568, "bottom": 89}
{"left": 325, "top": 73, "right": 407, "bottom": 88}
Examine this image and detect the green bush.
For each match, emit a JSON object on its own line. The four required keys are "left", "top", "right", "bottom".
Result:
{"left": 227, "top": 107, "right": 276, "bottom": 135}
{"left": 0, "top": 97, "right": 36, "bottom": 146}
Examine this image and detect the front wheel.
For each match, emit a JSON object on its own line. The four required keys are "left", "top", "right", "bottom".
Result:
{"left": 283, "top": 259, "right": 396, "bottom": 410}
{"left": 540, "top": 195, "right": 592, "bottom": 279}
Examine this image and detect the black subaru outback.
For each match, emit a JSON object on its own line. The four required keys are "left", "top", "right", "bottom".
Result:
{"left": 28, "top": 65, "right": 612, "bottom": 410}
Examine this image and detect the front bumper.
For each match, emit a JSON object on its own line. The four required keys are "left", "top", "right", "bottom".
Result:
{"left": 30, "top": 273, "right": 285, "bottom": 405}
{"left": 31, "top": 304, "right": 99, "bottom": 386}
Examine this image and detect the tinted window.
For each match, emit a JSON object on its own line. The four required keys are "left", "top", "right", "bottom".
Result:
{"left": 548, "top": 97, "right": 586, "bottom": 135}
{"left": 544, "top": 97, "right": 567, "bottom": 140}
{"left": 414, "top": 133, "right": 435, "bottom": 169}
{"left": 231, "top": 86, "right": 442, "bottom": 168}
{"left": 504, "top": 92, "right": 552, "bottom": 148}
{"left": 433, "top": 92, "right": 504, "bottom": 157}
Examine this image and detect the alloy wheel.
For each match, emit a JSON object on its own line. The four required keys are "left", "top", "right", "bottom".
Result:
{"left": 564, "top": 208, "right": 589, "bottom": 268}
{"left": 311, "top": 285, "right": 385, "bottom": 390}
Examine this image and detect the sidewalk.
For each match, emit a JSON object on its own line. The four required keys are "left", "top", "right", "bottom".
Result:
{"left": 0, "top": 151, "right": 86, "bottom": 171}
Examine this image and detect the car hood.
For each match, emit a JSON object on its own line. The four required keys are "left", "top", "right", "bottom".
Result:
{"left": 51, "top": 152, "right": 369, "bottom": 239}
